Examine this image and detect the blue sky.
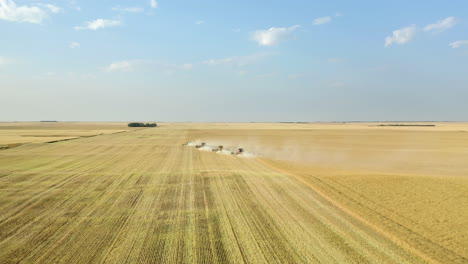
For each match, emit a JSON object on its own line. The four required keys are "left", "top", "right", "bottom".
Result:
{"left": 1, "top": 0, "right": 467, "bottom": 122}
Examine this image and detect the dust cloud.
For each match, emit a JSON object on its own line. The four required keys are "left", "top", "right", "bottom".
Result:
{"left": 184, "top": 131, "right": 467, "bottom": 177}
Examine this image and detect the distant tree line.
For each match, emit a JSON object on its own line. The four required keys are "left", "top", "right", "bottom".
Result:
{"left": 128, "top": 123, "right": 158, "bottom": 127}
{"left": 378, "top": 124, "right": 435, "bottom": 127}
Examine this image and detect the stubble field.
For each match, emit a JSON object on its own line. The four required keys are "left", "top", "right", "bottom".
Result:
{"left": 0, "top": 122, "right": 467, "bottom": 263}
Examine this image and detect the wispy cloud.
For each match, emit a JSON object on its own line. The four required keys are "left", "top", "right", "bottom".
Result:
{"left": 150, "top": 0, "right": 158, "bottom": 9}
{"left": 112, "top": 6, "right": 144, "bottom": 13}
{"left": 203, "top": 53, "right": 273, "bottom": 67}
{"left": 68, "top": 0, "right": 81, "bottom": 11}
{"left": 424, "top": 17, "right": 457, "bottom": 33}
{"left": 449, "top": 40, "right": 468, "bottom": 49}
{"left": 69, "top": 42, "right": 80, "bottom": 49}
{"left": 0, "top": 0, "right": 60, "bottom": 24}
{"left": 385, "top": 25, "right": 417, "bottom": 47}
{"left": 251, "top": 25, "right": 300, "bottom": 46}
{"left": 313, "top": 13, "right": 342, "bottom": 26}
{"left": 0, "top": 56, "right": 9, "bottom": 65}
{"left": 105, "top": 60, "right": 193, "bottom": 73}
{"left": 106, "top": 61, "right": 133, "bottom": 72}
{"left": 195, "top": 20, "right": 205, "bottom": 25}
{"left": 313, "top": 16, "right": 332, "bottom": 25}
{"left": 75, "top": 19, "right": 122, "bottom": 31}
{"left": 37, "top": 3, "right": 62, "bottom": 14}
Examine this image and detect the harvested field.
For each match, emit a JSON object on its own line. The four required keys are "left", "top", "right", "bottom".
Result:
{"left": 0, "top": 122, "right": 134, "bottom": 146}
{"left": 0, "top": 122, "right": 467, "bottom": 263}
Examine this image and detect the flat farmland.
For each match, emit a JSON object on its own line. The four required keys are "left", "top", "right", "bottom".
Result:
{"left": 0, "top": 122, "right": 467, "bottom": 263}
{"left": 0, "top": 122, "right": 134, "bottom": 147}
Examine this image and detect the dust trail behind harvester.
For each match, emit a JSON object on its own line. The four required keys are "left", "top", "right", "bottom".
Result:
{"left": 189, "top": 130, "right": 468, "bottom": 177}
{"left": 184, "top": 140, "right": 256, "bottom": 157}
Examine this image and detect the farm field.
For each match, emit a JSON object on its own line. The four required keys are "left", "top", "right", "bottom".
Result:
{"left": 0, "top": 122, "right": 467, "bottom": 263}
{"left": 0, "top": 122, "right": 134, "bottom": 147}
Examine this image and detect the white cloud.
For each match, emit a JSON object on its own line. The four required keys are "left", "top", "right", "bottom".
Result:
{"left": 150, "top": 0, "right": 157, "bottom": 9}
{"left": 251, "top": 25, "right": 300, "bottom": 46}
{"left": 313, "top": 16, "right": 332, "bottom": 25}
{"left": 75, "top": 19, "right": 122, "bottom": 31}
{"left": 105, "top": 60, "right": 193, "bottom": 73}
{"left": 203, "top": 53, "right": 272, "bottom": 67}
{"left": 181, "top": 64, "right": 193, "bottom": 70}
{"left": 385, "top": 25, "right": 417, "bottom": 47}
{"left": 195, "top": 20, "right": 205, "bottom": 25}
{"left": 107, "top": 61, "right": 133, "bottom": 72}
{"left": 112, "top": 6, "right": 144, "bottom": 13}
{"left": 69, "top": 41, "right": 80, "bottom": 49}
{"left": 37, "top": 4, "right": 62, "bottom": 14}
{"left": 424, "top": 17, "right": 457, "bottom": 32}
{"left": 0, "top": 0, "right": 51, "bottom": 24}
{"left": 449, "top": 40, "right": 468, "bottom": 49}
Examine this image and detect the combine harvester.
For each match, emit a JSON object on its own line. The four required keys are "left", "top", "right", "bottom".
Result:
{"left": 183, "top": 142, "right": 247, "bottom": 156}
{"left": 195, "top": 143, "right": 206, "bottom": 148}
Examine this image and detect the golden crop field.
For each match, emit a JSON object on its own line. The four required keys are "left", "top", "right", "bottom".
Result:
{"left": 0, "top": 122, "right": 467, "bottom": 263}
{"left": 0, "top": 122, "right": 134, "bottom": 147}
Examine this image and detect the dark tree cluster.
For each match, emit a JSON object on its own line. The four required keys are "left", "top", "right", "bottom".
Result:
{"left": 127, "top": 123, "right": 158, "bottom": 127}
